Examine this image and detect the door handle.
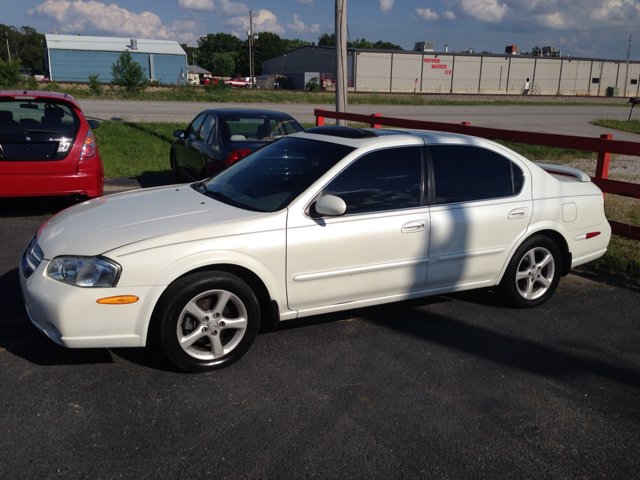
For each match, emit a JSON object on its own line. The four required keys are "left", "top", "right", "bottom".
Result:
{"left": 402, "top": 220, "right": 428, "bottom": 233}
{"left": 508, "top": 208, "right": 529, "bottom": 219}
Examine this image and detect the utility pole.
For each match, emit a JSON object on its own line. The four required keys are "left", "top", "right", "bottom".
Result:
{"left": 5, "top": 32, "right": 10, "bottom": 64}
{"left": 335, "top": 0, "right": 347, "bottom": 125}
{"left": 248, "top": 10, "right": 257, "bottom": 89}
{"left": 624, "top": 34, "right": 632, "bottom": 97}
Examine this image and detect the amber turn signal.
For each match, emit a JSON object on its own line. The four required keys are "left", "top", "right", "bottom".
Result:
{"left": 96, "top": 295, "right": 139, "bottom": 305}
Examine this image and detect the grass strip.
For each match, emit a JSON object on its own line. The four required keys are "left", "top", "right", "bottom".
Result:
{"left": 592, "top": 119, "right": 640, "bottom": 135}
{"left": 94, "top": 121, "right": 185, "bottom": 178}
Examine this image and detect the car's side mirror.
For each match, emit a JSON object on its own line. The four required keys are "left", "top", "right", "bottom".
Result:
{"left": 87, "top": 120, "right": 99, "bottom": 129}
{"left": 173, "top": 129, "right": 185, "bottom": 138}
{"left": 315, "top": 195, "right": 347, "bottom": 216}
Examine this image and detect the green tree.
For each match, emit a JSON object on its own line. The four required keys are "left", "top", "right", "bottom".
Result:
{"left": 0, "top": 57, "right": 25, "bottom": 87}
{"left": 238, "top": 32, "right": 288, "bottom": 76}
{"left": 349, "top": 38, "right": 373, "bottom": 49}
{"left": 198, "top": 33, "right": 242, "bottom": 74}
{"left": 111, "top": 50, "right": 148, "bottom": 93}
{"left": 317, "top": 33, "right": 402, "bottom": 50}
{"left": 0, "top": 24, "right": 45, "bottom": 71}
{"left": 371, "top": 40, "right": 403, "bottom": 50}
{"left": 88, "top": 74, "right": 103, "bottom": 95}
{"left": 209, "top": 52, "right": 236, "bottom": 77}
{"left": 284, "top": 38, "right": 312, "bottom": 51}
{"left": 318, "top": 33, "right": 335, "bottom": 47}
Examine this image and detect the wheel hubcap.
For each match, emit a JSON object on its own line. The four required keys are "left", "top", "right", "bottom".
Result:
{"left": 515, "top": 247, "right": 555, "bottom": 300}
{"left": 176, "top": 289, "right": 248, "bottom": 360}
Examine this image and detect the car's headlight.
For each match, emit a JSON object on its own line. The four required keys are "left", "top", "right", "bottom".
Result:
{"left": 47, "top": 256, "right": 121, "bottom": 287}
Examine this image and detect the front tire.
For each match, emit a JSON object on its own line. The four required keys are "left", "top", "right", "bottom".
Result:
{"left": 170, "top": 152, "right": 183, "bottom": 183}
{"left": 499, "top": 235, "right": 562, "bottom": 308}
{"left": 154, "top": 272, "right": 260, "bottom": 372}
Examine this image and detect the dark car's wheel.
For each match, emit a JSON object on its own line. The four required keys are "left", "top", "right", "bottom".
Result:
{"left": 154, "top": 272, "right": 260, "bottom": 372}
{"left": 170, "top": 152, "right": 183, "bottom": 182}
{"left": 499, "top": 235, "right": 562, "bottom": 308}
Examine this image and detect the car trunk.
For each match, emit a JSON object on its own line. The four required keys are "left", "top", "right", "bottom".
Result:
{"left": 0, "top": 96, "right": 83, "bottom": 175}
{"left": 0, "top": 133, "right": 81, "bottom": 174}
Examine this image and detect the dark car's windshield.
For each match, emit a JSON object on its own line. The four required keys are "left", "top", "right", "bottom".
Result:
{"left": 200, "top": 137, "right": 354, "bottom": 212}
{"left": 0, "top": 98, "right": 79, "bottom": 135}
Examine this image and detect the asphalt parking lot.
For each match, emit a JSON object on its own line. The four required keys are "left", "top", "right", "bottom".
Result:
{"left": 1, "top": 188, "right": 640, "bottom": 478}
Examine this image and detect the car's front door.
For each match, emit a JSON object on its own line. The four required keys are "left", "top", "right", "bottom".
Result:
{"left": 286, "top": 145, "right": 430, "bottom": 313}
{"left": 176, "top": 113, "right": 206, "bottom": 180}
{"left": 187, "top": 114, "right": 216, "bottom": 179}
{"left": 425, "top": 145, "right": 533, "bottom": 289}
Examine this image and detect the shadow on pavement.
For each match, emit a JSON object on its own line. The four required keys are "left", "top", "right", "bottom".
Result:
{"left": 362, "top": 300, "right": 640, "bottom": 392}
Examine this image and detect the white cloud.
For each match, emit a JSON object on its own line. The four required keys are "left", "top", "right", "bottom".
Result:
{"left": 287, "top": 13, "right": 319, "bottom": 34}
{"left": 297, "top": 0, "right": 314, "bottom": 5}
{"left": 225, "top": 9, "right": 285, "bottom": 35}
{"left": 442, "top": 10, "right": 456, "bottom": 19}
{"left": 415, "top": 7, "right": 439, "bottom": 21}
{"left": 471, "top": 0, "right": 640, "bottom": 30}
{"left": 380, "top": 0, "right": 394, "bottom": 13}
{"left": 216, "top": 0, "right": 248, "bottom": 16}
{"left": 27, "top": 0, "right": 202, "bottom": 43}
{"left": 178, "top": 0, "right": 215, "bottom": 11}
{"left": 457, "top": 0, "right": 508, "bottom": 23}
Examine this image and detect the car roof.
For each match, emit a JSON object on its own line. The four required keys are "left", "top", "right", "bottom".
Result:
{"left": 294, "top": 126, "right": 498, "bottom": 149}
{"left": 0, "top": 90, "right": 80, "bottom": 108}
{"left": 204, "top": 109, "right": 296, "bottom": 119}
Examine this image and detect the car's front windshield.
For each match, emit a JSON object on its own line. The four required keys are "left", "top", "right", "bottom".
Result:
{"left": 199, "top": 137, "right": 355, "bottom": 212}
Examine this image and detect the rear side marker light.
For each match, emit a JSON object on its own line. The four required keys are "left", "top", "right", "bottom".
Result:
{"left": 574, "top": 232, "right": 601, "bottom": 241}
{"left": 96, "top": 295, "right": 139, "bottom": 305}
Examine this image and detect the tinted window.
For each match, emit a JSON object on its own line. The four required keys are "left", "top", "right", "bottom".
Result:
{"left": 198, "top": 115, "right": 215, "bottom": 143}
{"left": 201, "top": 138, "right": 354, "bottom": 212}
{"left": 323, "top": 146, "right": 422, "bottom": 214}
{"left": 185, "top": 114, "right": 206, "bottom": 140}
{"left": 430, "top": 145, "right": 523, "bottom": 204}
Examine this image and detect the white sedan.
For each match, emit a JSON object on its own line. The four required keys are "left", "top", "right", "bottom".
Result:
{"left": 20, "top": 127, "right": 611, "bottom": 372}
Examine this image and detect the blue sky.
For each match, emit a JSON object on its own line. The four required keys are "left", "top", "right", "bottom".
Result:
{"left": 1, "top": 0, "right": 638, "bottom": 60}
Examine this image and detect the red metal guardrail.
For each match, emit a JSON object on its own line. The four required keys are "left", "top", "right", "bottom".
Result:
{"left": 314, "top": 108, "right": 640, "bottom": 241}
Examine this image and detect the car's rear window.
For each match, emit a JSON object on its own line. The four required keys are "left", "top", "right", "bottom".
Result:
{"left": 0, "top": 98, "right": 80, "bottom": 135}
{"left": 200, "top": 137, "right": 354, "bottom": 212}
{"left": 221, "top": 116, "right": 303, "bottom": 142}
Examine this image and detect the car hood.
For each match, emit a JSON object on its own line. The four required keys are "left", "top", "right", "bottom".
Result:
{"left": 37, "top": 184, "right": 268, "bottom": 258}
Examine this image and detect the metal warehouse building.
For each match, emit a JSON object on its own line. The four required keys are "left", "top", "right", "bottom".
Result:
{"left": 44, "top": 34, "right": 187, "bottom": 84}
{"left": 263, "top": 46, "right": 640, "bottom": 97}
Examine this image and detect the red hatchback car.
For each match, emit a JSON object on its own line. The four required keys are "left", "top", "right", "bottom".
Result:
{"left": 0, "top": 90, "right": 103, "bottom": 198}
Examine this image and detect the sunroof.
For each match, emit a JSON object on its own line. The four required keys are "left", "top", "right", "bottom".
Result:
{"left": 305, "top": 126, "right": 378, "bottom": 139}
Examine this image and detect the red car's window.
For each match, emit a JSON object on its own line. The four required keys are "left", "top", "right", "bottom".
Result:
{"left": 0, "top": 98, "right": 79, "bottom": 135}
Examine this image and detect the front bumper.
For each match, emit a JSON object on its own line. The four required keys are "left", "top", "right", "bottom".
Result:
{"left": 19, "top": 255, "right": 164, "bottom": 349}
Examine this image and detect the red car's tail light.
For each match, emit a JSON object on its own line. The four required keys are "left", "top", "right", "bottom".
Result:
{"left": 80, "top": 130, "right": 97, "bottom": 160}
{"left": 225, "top": 149, "right": 252, "bottom": 166}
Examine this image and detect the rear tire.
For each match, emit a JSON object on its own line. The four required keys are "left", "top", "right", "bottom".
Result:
{"left": 499, "top": 235, "right": 562, "bottom": 308}
{"left": 153, "top": 272, "right": 260, "bottom": 372}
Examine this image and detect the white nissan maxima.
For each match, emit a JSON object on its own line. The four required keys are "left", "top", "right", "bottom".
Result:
{"left": 20, "top": 126, "right": 611, "bottom": 372}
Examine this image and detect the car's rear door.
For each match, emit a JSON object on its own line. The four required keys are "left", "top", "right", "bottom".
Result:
{"left": 425, "top": 144, "right": 533, "bottom": 289}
